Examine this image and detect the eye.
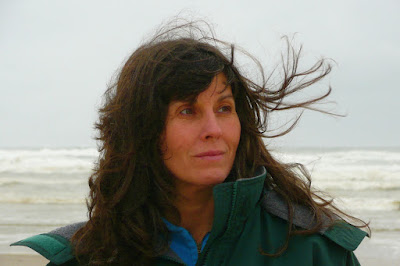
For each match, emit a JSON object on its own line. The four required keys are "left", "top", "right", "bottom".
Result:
{"left": 218, "top": 105, "right": 232, "bottom": 113}
{"left": 180, "top": 108, "right": 194, "bottom": 115}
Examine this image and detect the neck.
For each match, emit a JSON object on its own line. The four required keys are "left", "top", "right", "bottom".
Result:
{"left": 174, "top": 185, "right": 215, "bottom": 244}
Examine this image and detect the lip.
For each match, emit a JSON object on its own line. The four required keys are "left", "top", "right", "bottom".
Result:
{"left": 194, "top": 150, "right": 225, "bottom": 157}
{"left": 194, "top": 150, "right": 225, "bottom": 161}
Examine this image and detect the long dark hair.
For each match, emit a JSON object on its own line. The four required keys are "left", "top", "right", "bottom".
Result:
{"left": 72, "top": 21, "right": 368, "bottom": 265}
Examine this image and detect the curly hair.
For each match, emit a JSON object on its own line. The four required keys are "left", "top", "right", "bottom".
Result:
{"left": 71, "top": 21, "right": 367, "bottom": 265}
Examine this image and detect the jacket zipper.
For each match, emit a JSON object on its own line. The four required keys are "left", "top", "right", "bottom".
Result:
{"left": 197, "top": 182, "right": 239, "bottom": 265}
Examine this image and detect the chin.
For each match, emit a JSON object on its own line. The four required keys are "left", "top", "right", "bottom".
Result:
{"left": 197, "top": 169, "right": 230, "bottom": 185}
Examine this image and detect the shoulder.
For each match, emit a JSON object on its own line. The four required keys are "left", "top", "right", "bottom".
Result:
{"left": 260, "top": 189, "right": 368, "bottom": 252}
{"left": 11, "top": 221, "right": 85, "bottom": 265}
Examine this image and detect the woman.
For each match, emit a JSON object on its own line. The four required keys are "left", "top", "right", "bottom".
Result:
{"left": 12, "top": 22, "right": 368, "bottom": 265}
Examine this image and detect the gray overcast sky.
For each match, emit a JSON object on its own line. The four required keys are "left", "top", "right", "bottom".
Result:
{"left": 1, "top": 0, "right": 399, "bottom": 148}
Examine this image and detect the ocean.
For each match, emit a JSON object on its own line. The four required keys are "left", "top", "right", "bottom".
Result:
{"left": 1, "top": 147, "right": 399, "bottom": 263}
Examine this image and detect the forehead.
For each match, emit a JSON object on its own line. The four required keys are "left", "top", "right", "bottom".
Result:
{"left": 189, "top": 73, "right": 233, "bottom": 105}
{"left": 164, "top": 71, "right": 236, "bottom": 109}
{"left": 199, "top": 73, "right": 230, "bottom": 96}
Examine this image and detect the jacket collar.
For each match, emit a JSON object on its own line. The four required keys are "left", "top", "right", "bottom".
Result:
{"left": 207, "top": 166, "right": 267, "bottom": 244}
{"left": 159, "top": 166, "right": 267, "bottom": 263}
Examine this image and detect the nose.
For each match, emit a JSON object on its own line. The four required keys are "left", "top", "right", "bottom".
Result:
{"left": 200, "top": 112, "right": 222, "bottom": 140}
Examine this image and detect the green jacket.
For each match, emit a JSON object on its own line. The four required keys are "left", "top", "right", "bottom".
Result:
{"left": 12, "top": 167, "right": 367, "bottom": 265}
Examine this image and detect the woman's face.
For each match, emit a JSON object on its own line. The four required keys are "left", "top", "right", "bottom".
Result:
{"left": 162, "top": 73, "right": 241, "bottom": 191}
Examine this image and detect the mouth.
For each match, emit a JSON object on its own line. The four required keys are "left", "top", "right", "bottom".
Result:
{"left": 194, "top": 150, "right": 225, "bottom": 161}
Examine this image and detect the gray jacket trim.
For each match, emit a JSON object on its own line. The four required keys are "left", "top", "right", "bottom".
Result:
{"left": 261, "top": 189, "right": 332, "bottom": 234}
{"left": 49, "top": 221, "right": 86, "bottom": 240}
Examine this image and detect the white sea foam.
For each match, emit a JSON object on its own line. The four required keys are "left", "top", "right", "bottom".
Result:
{"left": 0, "top": 190, "right": 86, "bottom": 204}
{"left": 273, "top": 148, "right": 400, "bottom": 163}
{"left": 0, "top": 148, "right": 98, "bottom": 174}
{"left": 0, "top": 147, "right": 399, "bottom": 223}
{"left": 271, "top": 148, "right": 400, "bottom": 191}
{"left": 335, "top": 197, "right": 400, "bottom": 212}
{"left": 0, "top": 196, "right": 86, "bottom": 204}
{"left": 311, "top": 170, "right": 400, "bottom": 191}
{"left": 0, "top": 176, "right": 86, "bottom": 186}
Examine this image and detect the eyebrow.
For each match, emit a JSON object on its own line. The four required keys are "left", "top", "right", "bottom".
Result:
{"left": 171, "top": 83, "right": 233, "bottom": 106}
{"left": 217, "top": 94, "right": 234, "bottom": 102}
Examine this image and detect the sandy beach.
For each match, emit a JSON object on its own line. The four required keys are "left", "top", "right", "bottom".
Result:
{"left": 0, "top": 254, "right": 48, "bottom": 266}
{"left": 0, "top": 253, "right": 397, "bottom": 266}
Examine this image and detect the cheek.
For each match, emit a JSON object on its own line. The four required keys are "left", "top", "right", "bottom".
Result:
{"left": 228, "top": 118, "right": 241, "bottom": 148}
{"left": 162, "top": 124, "right": 193, "bottom": 159}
